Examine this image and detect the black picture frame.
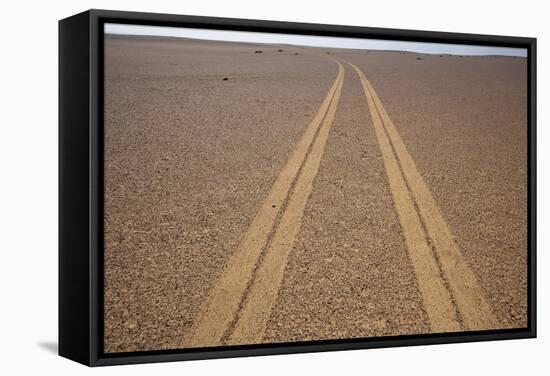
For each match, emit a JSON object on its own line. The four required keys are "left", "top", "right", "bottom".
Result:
{"left": 59, "top": 8, "right": 537, "bottom": 367}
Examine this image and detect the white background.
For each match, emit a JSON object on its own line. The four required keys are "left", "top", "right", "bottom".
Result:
{"left": 0, "top": 0, "right": 547, "bottom": 374}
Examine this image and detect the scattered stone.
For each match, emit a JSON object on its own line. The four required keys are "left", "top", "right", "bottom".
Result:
{"left": 124, "top": 319, "right": 137, "bottom": 330}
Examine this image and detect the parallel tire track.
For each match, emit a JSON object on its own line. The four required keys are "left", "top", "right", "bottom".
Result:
{"left": 185, "top": 62, "right": 345, "bottom": 347}
{"left": 348, "top": 61, "right": 501, "bottom": 332}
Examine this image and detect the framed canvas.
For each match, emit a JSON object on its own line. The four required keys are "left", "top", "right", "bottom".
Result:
{"left": 59, "top": 9, "right": 536, "bottom": 366}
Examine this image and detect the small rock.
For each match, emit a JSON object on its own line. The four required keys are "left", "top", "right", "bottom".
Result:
{"left": 124, "top": 319, "right": 138, "bottom": 330}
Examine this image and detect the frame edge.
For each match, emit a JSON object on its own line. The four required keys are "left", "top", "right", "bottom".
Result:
{"left": 59, "top": 10, "right": 93, "bottom": 366}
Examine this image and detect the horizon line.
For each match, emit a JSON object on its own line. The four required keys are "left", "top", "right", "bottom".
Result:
{"left": 104, "top": 23, "right": 528, "bottom": 57}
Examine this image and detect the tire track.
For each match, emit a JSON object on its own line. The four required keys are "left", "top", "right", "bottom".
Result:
{"left": 228, "top": 64, "right": 345, "bottom": 345}
{"left": 185, "top": 62, "right": 345, "bottom": 348}
{"left": 347, "top": 61, "right": 501, "bottom": 332}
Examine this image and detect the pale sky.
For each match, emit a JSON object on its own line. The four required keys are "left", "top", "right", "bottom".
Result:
{"left": 105, "top": 23, "right": 527, "bottom": 57}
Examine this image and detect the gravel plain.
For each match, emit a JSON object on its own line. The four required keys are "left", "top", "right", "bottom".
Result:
{"left": 104, "top": 35, "right": 335, "bottom": 352}
{"left": 339, "top": 50, "right": 528, "bottom": 329}
{"left": 104, "top": 35, "right": 528, "bottom": 352}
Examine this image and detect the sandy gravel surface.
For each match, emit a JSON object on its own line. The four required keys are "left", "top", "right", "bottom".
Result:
{"left": 340, "top": 50, "right": 527, "bottom": 328}
{"left": 264, "top": 69, "right": 430, "bottom": 343}
{"left": 103, "top": 35, "right": 335, "bottom": 352}
{"left": 104, "top": 35, "right": 528, "bottom": 353}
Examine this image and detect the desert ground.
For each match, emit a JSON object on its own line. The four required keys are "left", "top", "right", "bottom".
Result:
{"left": 103, "top": 34, "right": 527, "bottom": 353}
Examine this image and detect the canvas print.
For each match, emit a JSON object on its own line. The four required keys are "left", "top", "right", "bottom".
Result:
{"left": 103, "top": 24, "right": 528, "bottom": 353}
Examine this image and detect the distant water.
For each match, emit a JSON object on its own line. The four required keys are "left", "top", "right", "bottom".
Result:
{"left": 106, "top": 23, "right": 527, "bottom": 57}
